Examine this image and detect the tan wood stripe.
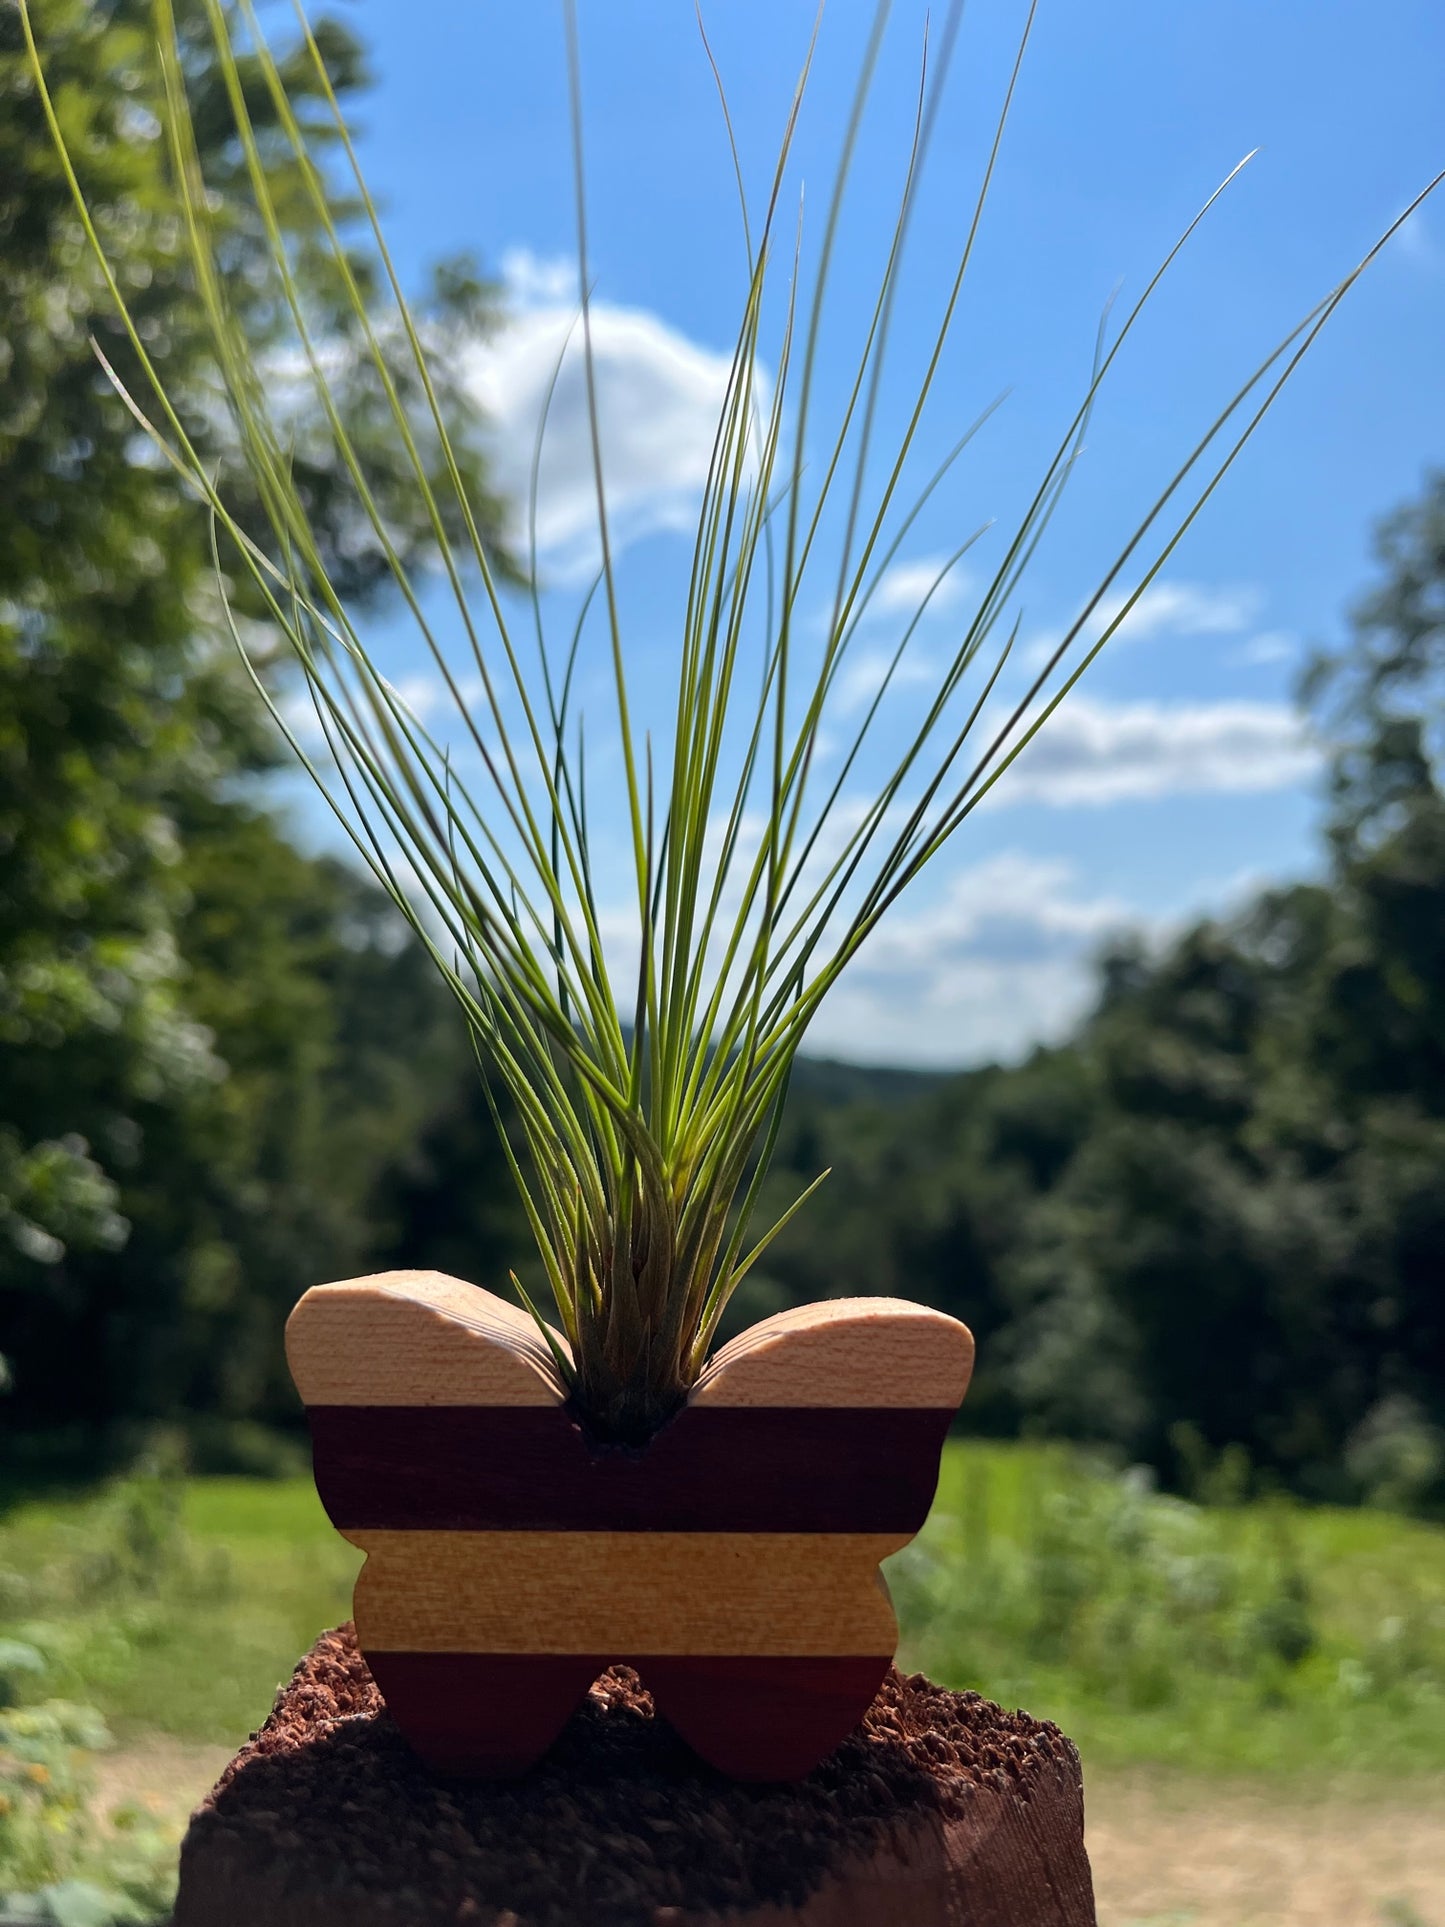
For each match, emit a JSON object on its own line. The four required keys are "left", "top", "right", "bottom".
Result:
{"left": 288, "top": 1275, "right": 973, "bottom": 1411}
{"left": 692, "top": 1297, "right": 974, "bottom": 1408}
{"left": 350, "top": 1531, "right": 905, "bottom": 1656}
{"left": 286, "top": 1273, "right": 570, "bottom": 1407}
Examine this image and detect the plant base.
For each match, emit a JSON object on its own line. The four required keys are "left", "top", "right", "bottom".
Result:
{"left": 171, "top": 1625, "right": 1095, "bottom": 1926}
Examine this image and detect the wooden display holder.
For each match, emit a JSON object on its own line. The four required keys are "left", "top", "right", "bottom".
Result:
{"left": 286, "top": 1271, "right": 975, "bottom": 1780}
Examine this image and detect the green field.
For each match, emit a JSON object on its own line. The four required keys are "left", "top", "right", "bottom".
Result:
{"left": 894, "top": 1443, "right": 1445, "bottom": 1775}
{"left": 2, "top": 1441, "right": 1441, "bottom": 1771}
{"left": 0, "top": 1473, "right": 359, "bottom": 1749}
{"left": 1, "top": 1443, "right": 1443, "bottom": 1919}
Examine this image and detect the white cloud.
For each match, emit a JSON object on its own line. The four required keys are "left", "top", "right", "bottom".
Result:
{"left": 1022, "top": 578, "right": 1261, "bottom": 669}
{"left": 500, "top": 248, "right": 576, "bottom": 305}
{"left": 1395, "top": 211, "right": 1438, "bottom": 269}
{"left": 1230, "top": 630, "right": 1297, "bottom": 668}
{"left": 1096, "top": 580, "right": 1260, "bottom": 642}
{"left": 805, "top": 852, "right": 1140, "bottom": 1066}
{"left": 992, "top": 696, "right": 1317, "bottom": 808}
{"left": 277, "top": 685, "right": 327, "bottom": 746}
{"left": 465, "top": 250, "right": 748, "bottom": 577}
{"left": 870, "top": 555, "right": 970, "bottom": 618}
{"left": 380, "top": 673, "right": 449, "bottom": 721}
{"left": 834, "top": 646, "right": 938, "bottom": 716}
{"left": 276, "top": 669, "right": 495, "bottom": 756}
{"left": 803, "top": 850, "right": 1300, "bottom": 1066}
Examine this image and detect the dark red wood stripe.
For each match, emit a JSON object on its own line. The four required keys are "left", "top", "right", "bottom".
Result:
{"left": 365, "top": 1650, "right": 890, "bottom": 1782}
{"left": 307, "top": 1403, "right": 955, "bottom": 1534}
{"left": 364, "top": 1651, "right": 605, "bottom": 1778}
{"left": 640, "top": 1652, "right": 892, "bottom": 1782}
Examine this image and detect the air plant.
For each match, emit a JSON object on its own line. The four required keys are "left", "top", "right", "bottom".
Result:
{"left": 22, "top": 0, "right": 1439, "bottom": 1440}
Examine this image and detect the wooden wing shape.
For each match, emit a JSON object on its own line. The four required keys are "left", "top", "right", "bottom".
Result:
{"left": 288, "top": 1273, "right": 973, "bottom": 1780}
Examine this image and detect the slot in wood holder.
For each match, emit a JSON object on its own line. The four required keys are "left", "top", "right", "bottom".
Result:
{"left": 286, "top": 1271, "right": 975, "bottom": 1781}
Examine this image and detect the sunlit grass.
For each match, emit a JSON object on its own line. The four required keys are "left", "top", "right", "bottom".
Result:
{"left": 0, "top": 1474, "right": 356, "bottom": 1744}
{"left": 894, "top": 1443, "right": 1445, "bottom": 1774}
{"left": 2, "top": 1450, "right": 1441, "bottom": 1773}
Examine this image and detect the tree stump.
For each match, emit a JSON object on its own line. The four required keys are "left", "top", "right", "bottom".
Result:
{"left": 172, "top": 1626, "right": 1096, "bottom": 1927}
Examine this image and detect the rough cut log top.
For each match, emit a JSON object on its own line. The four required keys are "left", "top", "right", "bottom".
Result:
{"left": 171, "top": 1625, "right": 1097, "bottom": 1927}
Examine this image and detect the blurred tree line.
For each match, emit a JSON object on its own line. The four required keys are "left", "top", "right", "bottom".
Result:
{"left": 2, "top": 0, "right": 1442, "bottom": 1507}
{"left": 750, "top": 477, "right": 1445, "bottom": 1513}
{"left": 0, "top": 0, "right": 513, "bottom": 1463}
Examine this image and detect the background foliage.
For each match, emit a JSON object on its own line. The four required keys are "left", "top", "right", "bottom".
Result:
{"left": 2, "top": 1443, "right": 1442, "bottom": 1918}
{"left": 0, "top": 0, "right": 507, "bottom": 1461}
{"left": 0, "top": 7, "right": 1441, "bottom": 1919}
{"left": 1, "top": 0, "right": 1442, "bottom": 1515}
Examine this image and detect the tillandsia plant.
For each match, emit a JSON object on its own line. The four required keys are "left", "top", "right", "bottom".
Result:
{"left": 21, "top": 0, "right": 1441, "bottom": 1441}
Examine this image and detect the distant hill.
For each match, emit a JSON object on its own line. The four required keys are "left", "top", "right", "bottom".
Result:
{"left": 786, "top": 1053, "right": 957, "bottom": 1108}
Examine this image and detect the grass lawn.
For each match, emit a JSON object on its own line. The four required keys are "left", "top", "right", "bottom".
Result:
{"left": 893, "top": 1442, "right": 1445, "bottom": 1775}
{"left": 0, "top": 1441, "right": 1441, "bottom": 1772}
{"left": 0, "top": 1471, "right": 358, "bottom": 1747}
{"left": 2, "top": 1442, "right": 1442, "bottom": 1920}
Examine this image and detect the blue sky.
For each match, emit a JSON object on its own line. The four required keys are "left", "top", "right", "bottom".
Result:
{"left": 281, "top": 0, "right": 1445, "bottom": 1067}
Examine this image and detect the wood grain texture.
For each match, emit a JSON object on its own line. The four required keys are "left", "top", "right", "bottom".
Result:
{"left": 291, "top": 1270, "right": 975, "bottom": 1779}
{"left": 286, "top": 1271, "right": 570, "bottom": 1406}
{"left": 351, "top": 1531, "right": 903, "bottom": 1655}
{"left": 306, "top": 1403, "right": 957, "bottom": 1533}
{"left": 691, "top": 1296, "right": 974, "bottom": 1409}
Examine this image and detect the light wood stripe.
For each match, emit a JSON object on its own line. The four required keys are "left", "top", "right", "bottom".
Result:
{"left": 692, "top": 1297, "right": 974, "bottom": 1408}
{"left": 288, "top": 1275, "right": 973, "bottom": 1411}
{"left": 286, "top": 1273, "right": 570, "bottom": 1407}
{"left": 350, "top": 1531, "right": 904, "bottom": 1656}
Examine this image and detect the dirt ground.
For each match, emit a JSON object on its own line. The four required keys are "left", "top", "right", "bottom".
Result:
{"left": 91, "top": 1737, "right": 232, "bottom": 1827}
{"left": 1086, "top": 1770, "right": 1445, "bottom": 1927}
{"left": 94, "top": 1743, "right": 1445, "bottom": 1925}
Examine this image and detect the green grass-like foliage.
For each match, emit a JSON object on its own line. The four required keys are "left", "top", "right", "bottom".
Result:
{"left": 0, "top": 1466, "right": 226, "bottom": 1923}
{"left": 892, "top": 1444, "right": 1445, "bottom": 1773}
{"left": 1, "top": 1453, "right": 1442, "bottom": 1778}
{"left": 20, "top": 0, "right": 1439, "bottom": 1435}
{"left": 0, "top": 1453, "right": 1439, "bottom": 1913}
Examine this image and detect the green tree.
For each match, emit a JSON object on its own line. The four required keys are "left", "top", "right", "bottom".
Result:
{"left": 654, "top": 471, "right": 1445, "bottom": 1503}
{"left": 998, "top": 473, "right": 1445, "bottom": 1500}
{"left": 1304, "top": 470, "right": 1445, "bottom": 851}
{"left": 0, "top": 0, "right": 515, "bottom": 1442}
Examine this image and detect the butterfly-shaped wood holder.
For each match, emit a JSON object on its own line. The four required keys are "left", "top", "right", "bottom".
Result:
{"left": 287, "top": 1272, "right": 973, "bottom": 1783}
